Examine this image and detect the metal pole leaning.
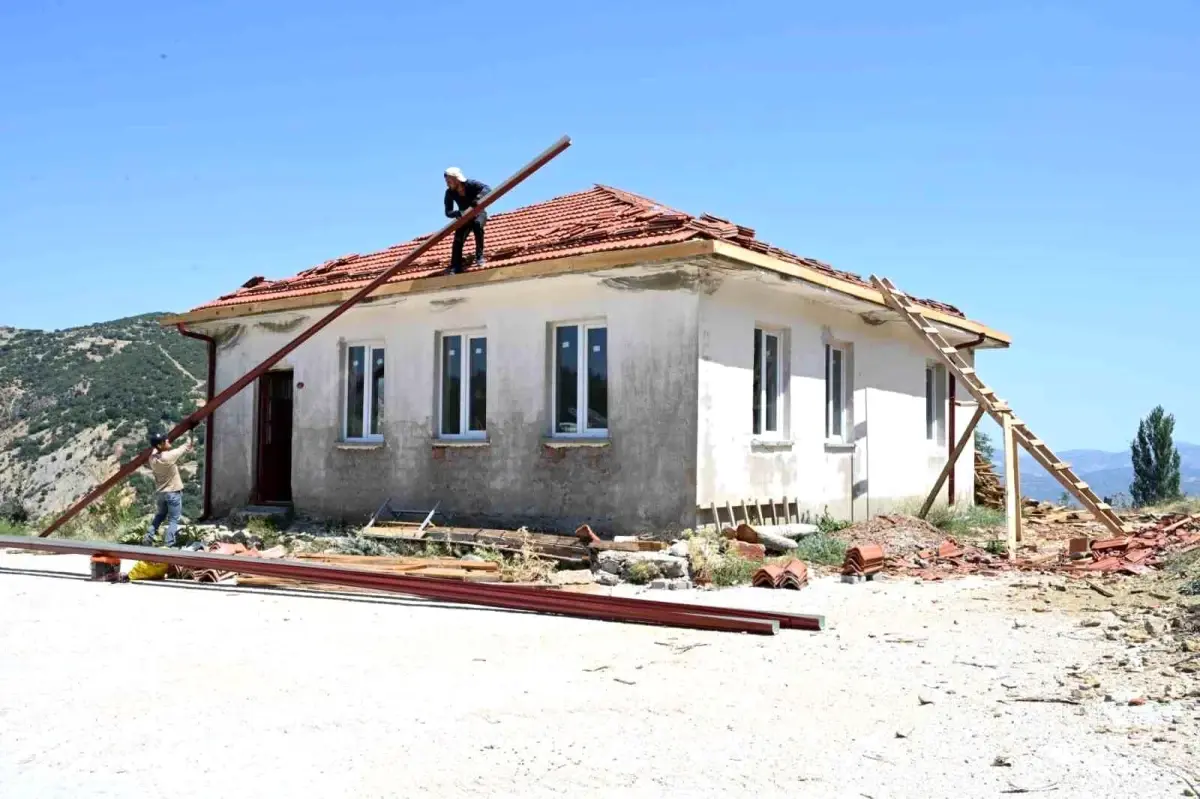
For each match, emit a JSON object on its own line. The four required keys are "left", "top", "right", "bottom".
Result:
{"left": 39, "top": 136, "right": 573, "bottom": 537}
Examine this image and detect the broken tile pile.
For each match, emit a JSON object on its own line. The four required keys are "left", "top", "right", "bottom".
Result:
{"left": 866, "top": 513, "right": 1200, "bottom": 582}
{"left": 751, "top": 560, "right": 809, "bottom": 590}
{"left": 1068, "top": 514, "right": 1200, "bottom": 576}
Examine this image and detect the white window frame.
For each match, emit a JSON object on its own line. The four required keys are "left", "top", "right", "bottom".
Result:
{"left": 551, "top": 320, "right": 608, "bottom": 438}
{"left": 343, "top": 341, "right": 386, "bottom": 442}
{"left": 436, "top": 329, "right": 488, "bottom": 440}
{"left": 824, "top": 342, "right": 850, "bottom": 443}
{"left": 753, "top": 326, "right": 786, "bottom": 438}
{"left": 925, "top": 362, "right": 947, "bottom": 447}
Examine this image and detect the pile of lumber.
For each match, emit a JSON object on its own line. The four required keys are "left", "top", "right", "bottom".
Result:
{"left": 236, "top": 553, "right": 501, "bottom": 591}
{"left": 365, "top": 524, "right": 590, "bottom": 566}
{"left": 974, "top": 451, "right": 1004, "bottom": 509}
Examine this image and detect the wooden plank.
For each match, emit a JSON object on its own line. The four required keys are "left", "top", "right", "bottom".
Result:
{"left": 294, "top": 554, "right": 499, "bottom": 571}
{"left": 1003, "top": 413, "right": 1021, "bottom": 560}
{"left": 710, "top": 502, "right": 720, "bottom": 531}
{"left": 768, "top": 498, "right": 778, "bottom": 526}
{"left": 725, "top": 501, "right": 736, "bottom": 528}
{"left": 740, "top": 499, "right": 750, "bottom": 527}
{"left": 589, "top": 540, "right": 667, "bottom": 553}
{"left": 919, "top": 405, "right": 986, "bottom": 519}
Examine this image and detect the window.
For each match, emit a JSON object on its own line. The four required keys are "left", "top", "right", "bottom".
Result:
{"left": 752, "top": 327, "right": 783, "bottom": 436}
{"left": 345, "top": 343, "right": 385, "bottom": 441}
{"left": 925, "top": 363, "right": 947, "bottom": 445}
{"left": 553, "top": 322, "right": 608, "bottom": 436}
{"left": 438, "top": 332, "right": 487, "bottom": 438}
{"left": 825, "top": 343, "right": 849, "bottom": 441}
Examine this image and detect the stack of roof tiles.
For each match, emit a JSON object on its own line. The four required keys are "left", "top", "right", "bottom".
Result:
{"left": 752, "top": 560, "right": 809, "bottom": 590}
{"left": 192, "top": 185, "right": 964, "bottom": 317}
{"left": 842, "top": 544, "right": 886, "bottom": 577}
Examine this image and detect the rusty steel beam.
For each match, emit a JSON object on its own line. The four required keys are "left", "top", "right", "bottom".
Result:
{"left": 0, "top": 536, "right": 792, "bottom": 635}
{"left": 39, "top": 136, "right": 572, "bottom": 538}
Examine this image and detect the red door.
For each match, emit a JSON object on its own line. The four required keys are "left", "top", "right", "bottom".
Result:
{"left": 255, "top": 370, "right": 293, "bottom": 504}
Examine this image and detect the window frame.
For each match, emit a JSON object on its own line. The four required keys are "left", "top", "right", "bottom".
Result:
{"left": 925, "top": 361, "right": 947, "bottom": 447}
{"left": 436, "top": 329, "right": 488, "bottom": 440}
{"left": 343, "top": 341, "right": 386, "bottom": 443}
{"left": 824, "top": 342, "right": 850, "bottom": 443}
{"left": 752, "top": 326, "right": 785, "bottom": 438}
{"left": 550, "top": 320, "right": 609, "bottom": 438}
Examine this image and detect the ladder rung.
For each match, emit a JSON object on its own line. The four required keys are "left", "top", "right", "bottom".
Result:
{"left": 940, "top": 346, "right": 957, "bottom": 354}
{"left": 1072, "top": 481, "right": 1089, "bottom": 490}
{"left": 1050, "top": 462, "right": 1070, "bottom": 470}
{"left": 1094, "top": 502, "right": 1112, "bottom": 511}
{"left": 1029, "top": 439, "right": 1044, "bottom": 446}
{"left": 958, "top": 367, "right": 975, "bottom": 376}
{"left": 920, "top": 326, "right": 938, "bottom": 334}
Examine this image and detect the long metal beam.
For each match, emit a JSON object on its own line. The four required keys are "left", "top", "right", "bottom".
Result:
{"left": 39, "top": 136, "right": 572, "bottom": 538}
{"left": 0, "top": 536, "right": 828, "bottom": 635}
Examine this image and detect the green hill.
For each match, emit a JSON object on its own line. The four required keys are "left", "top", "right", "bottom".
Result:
{"left": 0, "top": 313, "right": 208, "bottom": 525}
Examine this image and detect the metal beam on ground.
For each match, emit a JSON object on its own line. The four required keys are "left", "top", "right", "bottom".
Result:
{"left": 38, "top": 136, "right": 572, "bottom": 538}
{"left": 0, "top": 536, "right": 826, "bottom": 634}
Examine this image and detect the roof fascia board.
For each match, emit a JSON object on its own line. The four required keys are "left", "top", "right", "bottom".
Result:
{"left": 163, "top": 238, "right": 1010, "bottom": 347}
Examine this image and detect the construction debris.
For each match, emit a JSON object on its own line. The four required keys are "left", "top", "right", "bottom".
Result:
{"left": 366, "top": 524, "right": 590, "bottom": 566}
{"left": 723, "top": 523, "right": 797, "bottom": 554}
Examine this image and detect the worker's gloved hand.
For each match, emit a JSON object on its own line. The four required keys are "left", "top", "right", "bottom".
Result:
{"left": 449, "top": 210, "right": 461, "bottom": 219}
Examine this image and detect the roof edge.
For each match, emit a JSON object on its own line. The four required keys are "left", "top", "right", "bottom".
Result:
{"left": 708, "top": 240, "right": 1011, "bottom": 346}
{"left": 161, "top": 238, "right": 1010, "bottom": 347}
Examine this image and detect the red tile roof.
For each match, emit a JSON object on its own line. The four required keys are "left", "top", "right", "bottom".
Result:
{"left": 193, "top": 185, "right": 963, "bottom": 317}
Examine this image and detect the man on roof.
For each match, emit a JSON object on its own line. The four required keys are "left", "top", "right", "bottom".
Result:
{"left": 443, "top": 167, "right": 491, "bottom": 274}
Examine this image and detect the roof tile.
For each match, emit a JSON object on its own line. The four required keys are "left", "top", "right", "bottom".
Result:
{"left": 191, "top": 185, "right": 962, "bottom": 316}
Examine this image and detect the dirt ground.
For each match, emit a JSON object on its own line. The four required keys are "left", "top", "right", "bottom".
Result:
{"left": 1, "top": 552, "right": 1198, "bottom": 799}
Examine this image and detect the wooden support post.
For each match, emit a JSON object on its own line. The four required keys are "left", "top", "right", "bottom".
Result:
{"left": 740, "top": 499, "right": 750, "bottom": 526}
{"left": 725, "top": 500, "right": 736, "bottom": 528}
{"left": 1002, "top": 412, "right": 1022, "bottom": 560}
{"left": 919, "top": 405, "right": 985, "bottom": 519}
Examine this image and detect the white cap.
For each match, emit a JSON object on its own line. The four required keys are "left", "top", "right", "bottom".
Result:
{"left": 444, "top": 167, "right": 465, "bottom": 181}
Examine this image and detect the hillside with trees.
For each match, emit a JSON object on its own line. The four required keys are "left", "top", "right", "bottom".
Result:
{"left": 0, "top": 314, "right": 208, "bottom": 524}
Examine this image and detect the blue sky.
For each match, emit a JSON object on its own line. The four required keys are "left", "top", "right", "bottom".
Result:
{"left": 1, "top": 0, "right": 1196, "bottom": 451}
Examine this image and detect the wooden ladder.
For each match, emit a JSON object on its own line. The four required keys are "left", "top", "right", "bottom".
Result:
{"left": 869, "top": 275, "right": 1125, "bottom": 538}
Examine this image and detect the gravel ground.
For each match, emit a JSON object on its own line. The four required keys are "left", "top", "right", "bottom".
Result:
{"left": 1, "top": 553, "right": 1197, "bottom": 798}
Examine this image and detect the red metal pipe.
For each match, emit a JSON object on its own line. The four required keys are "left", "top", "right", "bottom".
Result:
{"left": 39, "top": 135, "right": 572, "bottom": 538}
{"left": 176, "top": 324, "right": 216, "bottom": 520}
{"left": 0, "top": 536, "right": 780, "bottom": 635}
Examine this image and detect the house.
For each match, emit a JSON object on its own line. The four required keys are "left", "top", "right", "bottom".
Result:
{"left": 163, "top": 185, "right": 1010, "bottom": 535}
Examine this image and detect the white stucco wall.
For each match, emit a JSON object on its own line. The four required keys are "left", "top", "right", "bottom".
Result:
{"left": 696, "top": 273, "right": 975, "bottom": 522}
{"left": 200, "top": 264, "right": 702, "bottom": 534}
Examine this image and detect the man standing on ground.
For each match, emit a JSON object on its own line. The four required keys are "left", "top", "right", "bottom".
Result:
{"left": 443, "top": 167, "right": 491, "bottom": 273}
{"left": 143, "top": 431, "right": 192, "bottom": 548}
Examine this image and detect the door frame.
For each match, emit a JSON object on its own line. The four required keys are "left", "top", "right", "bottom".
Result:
{"left": 253, "top": 369, "right": 294, "bottom": 506}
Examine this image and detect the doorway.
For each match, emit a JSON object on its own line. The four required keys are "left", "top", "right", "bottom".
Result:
{"left": 254, "top": 370, "right": 293, "bottom": 504}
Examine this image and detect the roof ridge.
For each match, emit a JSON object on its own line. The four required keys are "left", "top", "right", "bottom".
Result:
{"left": 594, "top": 184, "right": 691, "bottom": 218}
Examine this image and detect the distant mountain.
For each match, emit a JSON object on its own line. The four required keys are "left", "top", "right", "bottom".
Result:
{"left": 0, "top": 314, "right": 207, "bottom": 520}
{"left": 992, "top": 442, "right": 1200, "bottom": 505}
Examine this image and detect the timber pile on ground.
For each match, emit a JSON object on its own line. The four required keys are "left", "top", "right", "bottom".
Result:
{"left": 974, "top": 451, "right": 1004, "bottom": 509}
{"left": 366, "top": 522, "right": 591, "bottom": 566}
{"left": 236, "top": 553, "right": 503, "bottom": 590}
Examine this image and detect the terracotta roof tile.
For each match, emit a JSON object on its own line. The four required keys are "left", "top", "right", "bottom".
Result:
{"left": 192, "top": 185, "right": 963, "bottom": 317}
